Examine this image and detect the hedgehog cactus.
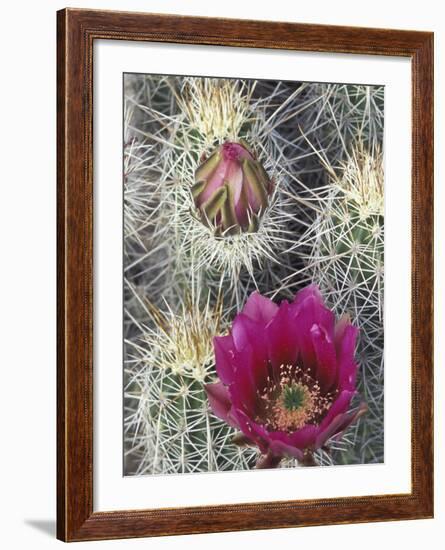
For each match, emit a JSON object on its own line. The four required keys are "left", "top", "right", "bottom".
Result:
{"left": 139, "top": 367, "right": 258, "bottom": 474}
{"left": 165, "top": 78, "right": 300, "bottom": 295}
{"left": 306, "top": 144, "right": 384, "bottom": 463}
{"left": 127, "top": 296, "right": 258, "bottom": 474}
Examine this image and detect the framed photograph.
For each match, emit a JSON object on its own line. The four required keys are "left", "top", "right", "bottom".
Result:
{"left": 57, "top": 8, "right": 434, "bottom": 542}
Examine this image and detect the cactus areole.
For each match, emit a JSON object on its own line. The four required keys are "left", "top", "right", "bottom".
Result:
{"left": 192, "top": 142, "right": 272, "bottom": 235}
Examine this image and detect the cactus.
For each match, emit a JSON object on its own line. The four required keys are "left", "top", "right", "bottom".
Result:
{"left": 124, "top": 292, "right": 258, "bottom": 474}
{"left": 303, "top": 143, "right": 384, "bottom": 464}
{"left": 168, "top": 77, "right": 301, "bottom": 296}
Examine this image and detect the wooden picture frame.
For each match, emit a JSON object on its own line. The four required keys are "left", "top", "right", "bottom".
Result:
{"left": 57, "top": 8, "right": 434, "bottom": 542}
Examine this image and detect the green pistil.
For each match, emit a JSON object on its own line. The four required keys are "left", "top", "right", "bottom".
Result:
{"left": 282, "top": 383, "right": 306, "bottom": 411}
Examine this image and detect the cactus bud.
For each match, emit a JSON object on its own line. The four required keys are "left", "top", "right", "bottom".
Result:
{"left": 192, "top": 142, "right": 272, "bottom": 235}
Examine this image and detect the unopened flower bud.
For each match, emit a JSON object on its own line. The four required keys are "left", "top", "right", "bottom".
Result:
{"left": 192, "top": 142, "right": 272, "bottom": 235}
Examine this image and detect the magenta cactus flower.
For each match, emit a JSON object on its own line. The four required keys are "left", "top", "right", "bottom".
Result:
{"left": 205, "top": 285, "right": 366, "bottom": 468}
{"left": 192, "top": 141, "right": 272, "bottom": 234}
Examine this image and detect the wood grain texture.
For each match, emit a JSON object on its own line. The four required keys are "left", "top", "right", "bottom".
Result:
{"left": 57, "top": 8, "right": 434, "bottom": 542}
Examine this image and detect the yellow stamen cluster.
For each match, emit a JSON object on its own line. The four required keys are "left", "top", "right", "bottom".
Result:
{"left": 258, "top": 364, "right": 333, "bottom": 432}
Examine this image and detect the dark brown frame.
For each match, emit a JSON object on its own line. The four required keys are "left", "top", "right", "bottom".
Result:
{"left": 57, "top": 8, "right": 434, "bottom": 542}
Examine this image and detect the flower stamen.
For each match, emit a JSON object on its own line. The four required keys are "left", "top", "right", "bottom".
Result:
{"left": 258, "top": 364, "right": 333, "bottom": 432}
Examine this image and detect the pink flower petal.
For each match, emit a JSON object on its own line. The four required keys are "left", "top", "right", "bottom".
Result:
{"left": 334, "top": 313, "right": 351, "bottom": 349}
{"left": 228, "top": 344, "right": 258, "bottom": 414}
{"left": 205, "top": 382, "right": 237, "bottom": 428}
{"left": 336, "top": 323, "right": 359, "bottom": 391}
{"left": 292, "top": 291, "right": 335, "bottom": 371}
{"left": 316, "top": 401, "right": 367, "bottom": 448}
{"left": 268, "top": 439, "right": 304, "bottom": 461}
{"left": 231, "top": 409, "right": 269, "bottom": 454}
{"left": 265, "top": 301, "right": 299, "bottom": 370}
{"left": 213, "top": 334, "right": 236, "bottom": 385}
{"left": 242, "top": 291, "right": 278, "bottom": 324}
{"left": 271, "top": 425, "right": 319, "bottom": 452}
{"left": 232, "top": 313, "right": 269, "bottom": 388}
{"left": 319, "top": 390, "right": 355, "bottom": 432}
{"left": 292, "top": 285, "right": 335, "bottom": 337}
{"left": 310, "top": 323, "right": 337, "bottom": 392}
{"left": 292, "top": 284, "right": 323, "bottom": 307}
